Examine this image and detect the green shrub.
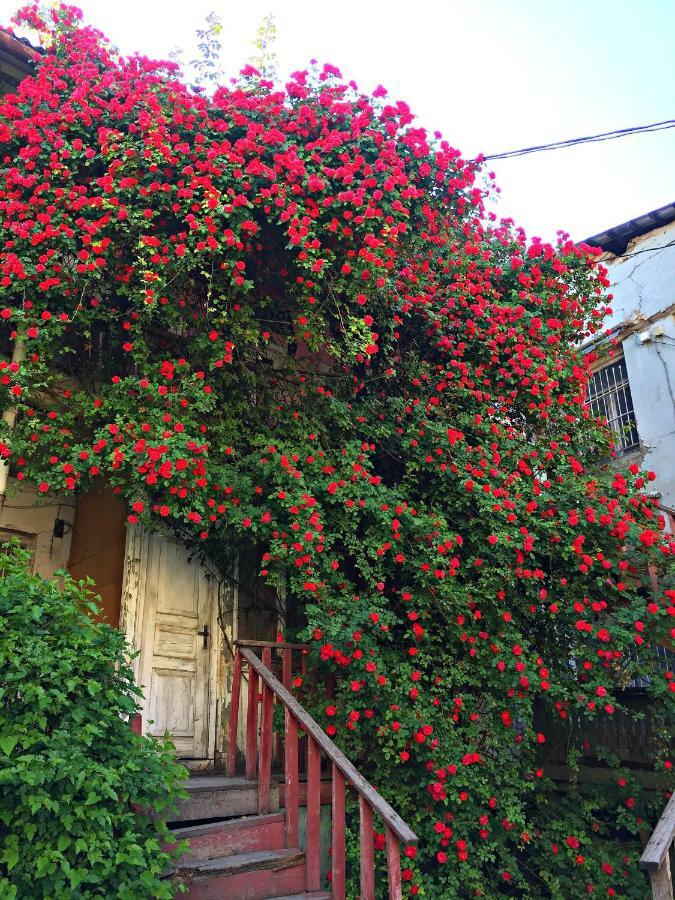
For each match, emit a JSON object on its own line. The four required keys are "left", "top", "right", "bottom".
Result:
{"left": 0, "top": 542, "right": 186, "bottom": 899}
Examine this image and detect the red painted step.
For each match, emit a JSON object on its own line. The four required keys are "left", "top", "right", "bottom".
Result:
{"left": 264, "top": 894, "right": 331, "bottom": 899}
{"left": 168, "top": 812, "right": 285, "bottom": 864}
{"left": 175, "top": 848, "right": 307, "bottom": 900}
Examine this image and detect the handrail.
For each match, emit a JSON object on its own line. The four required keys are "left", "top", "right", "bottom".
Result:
{"left": 227, "top": 640, "right": 417, "bottom": 900}
{"left": 640, "top": 792, "right": 674, "bottom": 898}
{"left": 241, "top": 645, "right": 417, "bottom": 845}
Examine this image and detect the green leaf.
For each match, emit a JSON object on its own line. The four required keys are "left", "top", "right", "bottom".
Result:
{"left": 0, "top": 734, "right": 18, "bottom": 756}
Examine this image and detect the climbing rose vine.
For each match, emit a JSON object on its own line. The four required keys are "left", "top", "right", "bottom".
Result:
{"left": 0, "top": 6, "right": 673, "bottom": 896}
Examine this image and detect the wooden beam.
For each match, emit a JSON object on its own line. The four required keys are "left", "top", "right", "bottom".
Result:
{"left": 641, "top": 793, "right": 675, "bottom": 872}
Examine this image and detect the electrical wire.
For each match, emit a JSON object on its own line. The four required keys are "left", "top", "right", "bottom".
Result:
{"left": 480, "top": 118, "right": 675, "bottom": 162}
{"left": 592, "top": 238, "right": 675, "bottom": 260}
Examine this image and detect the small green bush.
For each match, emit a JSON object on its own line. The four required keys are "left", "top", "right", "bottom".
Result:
{"left": 0, "top": 542, "right": 186, "bottom": 899}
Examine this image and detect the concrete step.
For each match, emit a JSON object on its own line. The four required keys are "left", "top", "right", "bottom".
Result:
{"left": 170, "top": 775, "right": 279, "bottom": 823}
{"left": 175, "top": 847, "right": 306, "bottom": 900}
{"left": 168, "top": 812, "right": 285, "bottom": 863}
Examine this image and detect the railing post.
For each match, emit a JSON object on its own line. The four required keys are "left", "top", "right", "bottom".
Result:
{"left": 282, "top": 647, "right": 292, "bottom": 690}
{"left": 648, "top": 853, "right": 672, "bottom": 900}
{"left": 226, "top": 648, "right": 241, "bottom": 777}
{"left": 306, "top": 736, "right": 322, "bottom": 891}
{"left": 640, "top": 791, "right": 675, "bottom": 900}
{"left": 299, "top": 652, "right": 308, "bottom": 775}
{"left": 258, "top": 647, "right": 273, "bottom": 813}
{"left": 274, "top": 646, "right": 292, "bottom": 763}
{"left": 245, "top": 663, "right": 259, "bottom": 780}
{"left": 360, "top": 795, "right": 375, "bottom": 900}
{"left": 649, "top": 851, "right": 673, "bottom": 900}
{"left": 331, "top": 763, "right": 346, "bottom": 900}
{"left": 386, "top": 825, "right": 403, "bottom": 900}
{"left": 285, "top": 711, "right": 299, "bottom": 848}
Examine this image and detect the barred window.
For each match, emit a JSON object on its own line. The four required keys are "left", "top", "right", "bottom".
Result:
{"left": 587, "top": 358, "right": 639, "bottom": 453}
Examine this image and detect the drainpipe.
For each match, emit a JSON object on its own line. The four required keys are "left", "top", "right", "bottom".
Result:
{"left": 0, "top": 334, "right": 26, "bottom": 513}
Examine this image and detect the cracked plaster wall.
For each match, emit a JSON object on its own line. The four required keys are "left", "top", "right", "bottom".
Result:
{"left": 602, "top": 219, "right": 675, "bottom": 513}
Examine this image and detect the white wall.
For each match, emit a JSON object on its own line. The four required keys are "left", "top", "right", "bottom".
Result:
{"left": 601, "top": 220, "right": 675, "bottom": 512}
{"left": 602, "top": 219, "right": 675, "bottom": 329}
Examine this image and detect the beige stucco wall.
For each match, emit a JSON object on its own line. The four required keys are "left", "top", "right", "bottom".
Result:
{"left": 0, "top": 477, "right": 75, "bottom": 577}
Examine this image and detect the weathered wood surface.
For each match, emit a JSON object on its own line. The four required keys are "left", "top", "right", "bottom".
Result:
{"left": 545, "top": 763, "right": 670, "bottom": 792}
{"left": 171, "top": 777, "right": 279, "bottom": 822}
{"left": 331, "top": 764, "right": 346, "bottom": 900}
{"left": 536, "top": 693, "right": 663, "bottom": 767}
{"left": 647, "top": 852, "right": 672, "bottom": 900}
{"left": 187, "top": 847, "right": 304, "bottom": 874}
{"left": 168, "top": 812, "right": 285, "bottom": 864}
{"left": 237, "top": 639, "right": 311, "bottom": 651}
{"left": 284, "top": 711, "right": 299, "bottom": 848}
{"left": 238, "top": 646, "right": 418, "bottom": 845}
{"left": 246, "top": 667, "right": 259, "bottom": 780}
{"left": 278, "top": 777, "right": 332, "bottom": 808}
{"left": 360, "top": 795, "right": 375, "bottom": 900}
{"left": 225, "top": 649, "right": 241, "bottom": 776}
{"left": 641, "top": 793, "right": 675, "bottom": 871}
{"left": 175, "top": 847, "right": 307, "bottom": 900}
{"left": 305, "top": 737, "right": 322, "bottom": 891}
{"left": 386, "top": 825, "right": 403, "bottom": 900}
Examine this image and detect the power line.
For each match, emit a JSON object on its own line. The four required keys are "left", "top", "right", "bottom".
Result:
{"left": 596, "top": 238, "right": 675, "bottom": 260}
{"left": 480, "top": 118, "right": 675, "bottom": 162}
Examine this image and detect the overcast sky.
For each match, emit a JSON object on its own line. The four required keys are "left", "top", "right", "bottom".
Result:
{"left": 2, "top": 0, "right": 674, "bottom": 242}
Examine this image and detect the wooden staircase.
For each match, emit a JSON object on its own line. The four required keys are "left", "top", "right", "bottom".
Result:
{"left": 161, "top": 640, "right": 417, "bottom": 899}
{"left": 167, "top": 773, "right": 330, "bottom": 900}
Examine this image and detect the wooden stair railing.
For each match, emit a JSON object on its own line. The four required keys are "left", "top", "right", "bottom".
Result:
{"left": 641, "top": 792, "right": 675, "bottom": 900}
{"left": 227, "top": 640, "right": 418, "bottom": 900}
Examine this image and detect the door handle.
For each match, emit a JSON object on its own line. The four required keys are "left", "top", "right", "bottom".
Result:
{"left": 197, "top": 624, "right": 209, "bottom": 649}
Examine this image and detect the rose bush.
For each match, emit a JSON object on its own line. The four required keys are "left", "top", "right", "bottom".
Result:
{"left": 0, "top": 5, "right": 673, "bottom": 895}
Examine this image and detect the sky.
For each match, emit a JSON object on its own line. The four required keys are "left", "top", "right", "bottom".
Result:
{"left": 2, "top": 0, "right": 674, "bottom": 243}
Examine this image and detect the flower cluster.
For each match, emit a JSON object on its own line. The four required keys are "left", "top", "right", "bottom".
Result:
{"left": 0, "top": 6, "right": 673, "bottom": 896}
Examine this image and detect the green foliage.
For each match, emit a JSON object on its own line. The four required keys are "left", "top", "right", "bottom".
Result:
{"left": 0, "top": 543, "right": 186, "bottom": 899}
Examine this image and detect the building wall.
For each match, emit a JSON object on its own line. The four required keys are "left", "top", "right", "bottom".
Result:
{"left": 600, "top": 220, "right": 675, "bottom": 330}
{"left": 600, "top": 219, "right": 675, "bottom": 512}
{"left": 0, "top": 477, "right": 75, "bottom": 577}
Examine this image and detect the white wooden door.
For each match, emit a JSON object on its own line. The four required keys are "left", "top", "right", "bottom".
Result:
{"left": 124, "top": 529, "right": 219, "bottom": 760}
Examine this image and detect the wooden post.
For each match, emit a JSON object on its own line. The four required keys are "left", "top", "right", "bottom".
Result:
{"left": 331, "top": 763, "right": 346, "bottom": 900}
{"left": 641, "top": 792, "right": 675, "bottom": 900}
{"left": 299, "top": 652, "right": 308, "bottom": 775}
{"left": 306, "top": 737, "right": 321, "bottom": 891}
{"left": 282, "top": 647, "right": 292, "bottom": 690}
{"left": 285, "top": 711, "right": 299, "bottom": 848}
{"left": 648, "top": 853, "right": 672, "bottom": 900}
{"left": 258, "top": 681, "right": 273, "bottom": 813}
{"left": 245, "top": 666, "right": 259, "bottom": 780}
{"left": 274, "top": 646, "right": 292, "bottom": 763}
{"left": 226, "top": 649, "right": 241, "bottom": 777}
{"left": 360, "top": 796, "right": 375, "bottom": 900}
{"left": 386, "top": 825, "right": 403, "bottom": 900}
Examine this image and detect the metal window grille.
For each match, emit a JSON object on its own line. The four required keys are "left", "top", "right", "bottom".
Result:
{"left": 626, "top": 644, "right": 675, "bottom": 690}
{"left": 587, "top": 358, "right": 639, "bottom": 452}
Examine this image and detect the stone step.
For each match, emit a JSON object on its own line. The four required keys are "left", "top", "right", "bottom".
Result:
{"left": 170, "top": 775, "right": 279, "bottom": 823}
{"left": 175, "top": 847, "right": 306, "bottom": 900}
{"left": 168, "top": 812, "right": 285, "bottom": 863}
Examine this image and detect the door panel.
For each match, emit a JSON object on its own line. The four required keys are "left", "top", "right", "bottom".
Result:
{"left": 132, "top": 530, "right": 217, "bottom": 759}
